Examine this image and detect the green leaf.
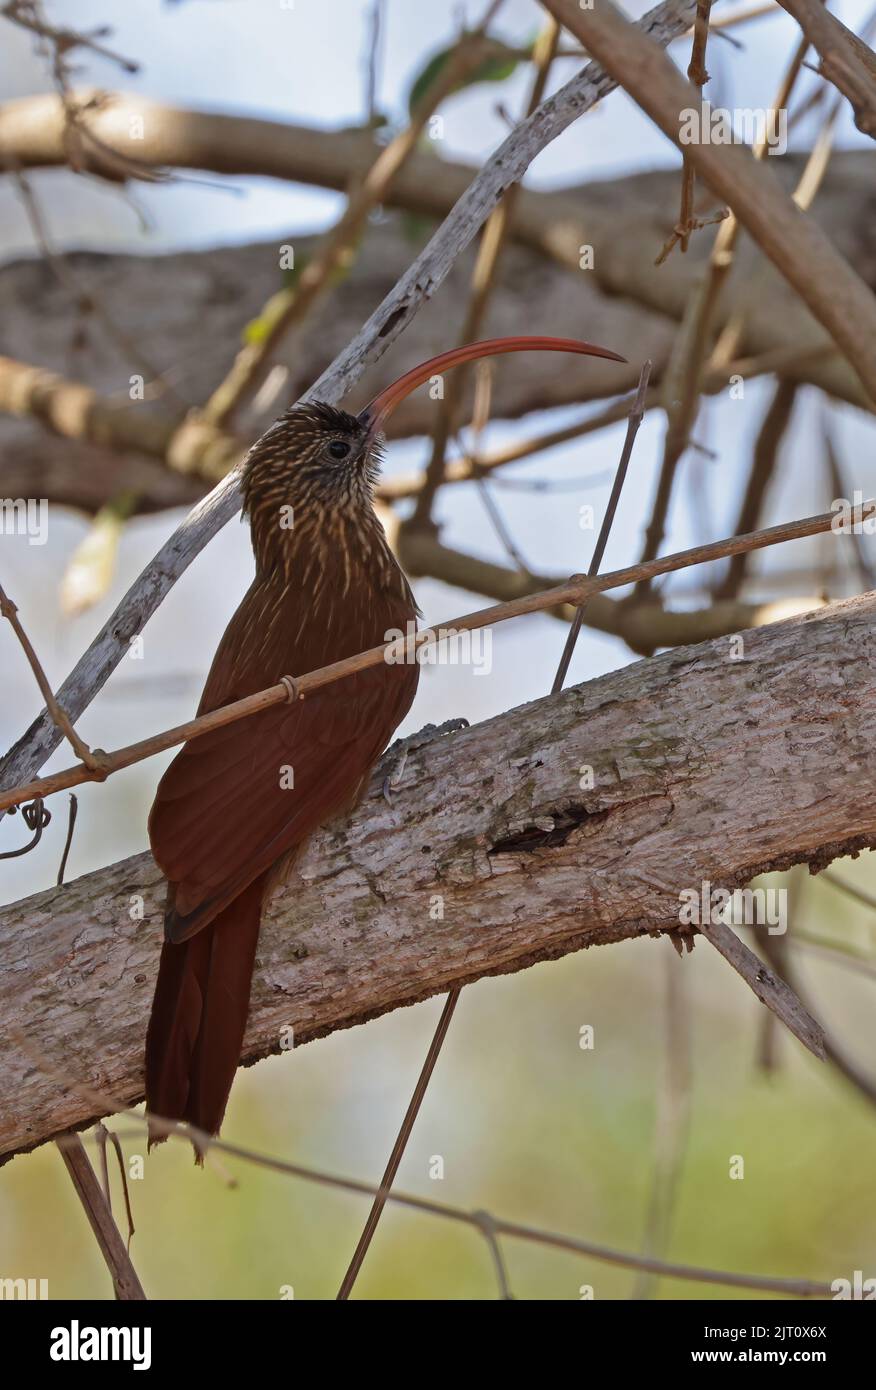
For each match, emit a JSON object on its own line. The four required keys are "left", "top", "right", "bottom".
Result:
{"left": 407, "top": 36, "right": 531, "bottom": 116}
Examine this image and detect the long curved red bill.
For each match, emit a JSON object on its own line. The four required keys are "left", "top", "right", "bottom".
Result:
{"left": 358, "top": 335, "right": 627, "bottom": 436}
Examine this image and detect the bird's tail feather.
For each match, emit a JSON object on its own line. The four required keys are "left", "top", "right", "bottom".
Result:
{"left": 145, "top": 874, "right": 265, "bottom": 1155}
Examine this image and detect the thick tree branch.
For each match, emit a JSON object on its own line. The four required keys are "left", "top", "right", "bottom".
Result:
{"left": 3, "top": 593, "right": 874, "bottom": 1162}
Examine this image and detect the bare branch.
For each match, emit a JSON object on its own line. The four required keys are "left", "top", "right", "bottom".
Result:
{"left": 71, "top": 1106, "right": 832, "bottom": 1296}
{"left": 698, "top": 918, "right": 824, "bottom": 1057}
{"left": 0, "top": 581, "right": 107, "bottom": 773}
{"left": 55, "top": 1136, "right": 146, "bottom": 1300}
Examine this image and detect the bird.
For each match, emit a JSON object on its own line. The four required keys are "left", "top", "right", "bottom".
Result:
{"left": 144, "top": 334, "right": 626, "bottom": 1150}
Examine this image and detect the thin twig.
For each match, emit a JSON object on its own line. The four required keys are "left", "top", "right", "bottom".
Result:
{"left": 637, "top": 28, "right": 809, "bottom": 595}
{"left": 55, "top": 1134, "right": 146, "bottom": 1300}
{"left": 408, "top": 16, "right": 561, "bottom": 529}
{"left": 461, "top": 377, "right": 534, "bottom": 574}
{"left": 95, "top": 1122, "right": 111, "bottom": 1208}
{"left": 9, "top": 166, "right": 187, "bottom": 409}
{"left": 821, "top": 868, "right": 876, "bottom": 915}
{"left": 712, "top": 33, "right": 853, "bottom": 367}
{"left": 466, "top": 361, "right": 534, "bottom": 572}
{"left": 760, "top": 898, "right": 876, "bottom": 1111}
{"left": 822, "top": 425, "right": 876, "bottom": 590}
{"left": 362, "top": 0, "right": 384, "bottom": 127}
{"left": 2, "top": 497, "right": 869, "bottom": 815}
{"left": 490, "top": 468, "right": 614, "bottom": 493}
{"left": 659, "top": 0, "right": 716, "bottom": 261}
{"left": 99, "top": 1123, "right": 824, "bottom": 1296}
{"left": 1, "top": 0, "right": 139, "bottom": 73}
{"left": 792, "top": 936, "right": 876, "bottom": 979}
{"left": 706, "top": 1, "right": 779, "bottom": 31}
{"left": 3, "top": 2, "right": 160, "bottom": 183}
{"left": 552, "top": 361, "right": 652, "bottom": 692}
{"left": 631, "top": 943, "right": 692, "bottom": 1298}
{"left": 0, "top": 581, "right": 108, "bottom": 775}
{"left": 714, "top": 380, "right": 798, "bottom": 599}
{"left": 472, "top": 1209, "right": 515, "bottom": 1299}
{"left": 106, "top": 1128, "right": 136, "bottom": 1253}
{"left": 56, "top": 792, "right": 77, "bottom": 886}
{"left": 335, "top": 991, "right": 460, "bottom": 1299}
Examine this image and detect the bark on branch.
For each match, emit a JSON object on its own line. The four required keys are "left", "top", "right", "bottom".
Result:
{"left": 2, "top": 592, "right": 874, "bottom": 1163}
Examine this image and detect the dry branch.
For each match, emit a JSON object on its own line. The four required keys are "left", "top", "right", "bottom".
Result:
{"left": 3, "top": 591, "right": 876, "bottom": 1162}
{"left": 0, "top": 502, "right": 850, "bottom": 813}
{"left": 92, "top": 1118, "right": 830, "bottom": 1296}
{"left": 55, "top": 1136, "right": 146, "bottom": 1300}
{"left": 394, "top": 526, "right": 821, "bottom": 651}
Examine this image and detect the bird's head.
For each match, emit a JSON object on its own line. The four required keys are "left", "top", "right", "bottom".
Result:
{"left": 242, "top": 335, "right": 626, "bottom": 539}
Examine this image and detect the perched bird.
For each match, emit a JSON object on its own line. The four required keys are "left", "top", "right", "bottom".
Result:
{"left": 145, "top": 335, "right": 625, "bottom": 1147}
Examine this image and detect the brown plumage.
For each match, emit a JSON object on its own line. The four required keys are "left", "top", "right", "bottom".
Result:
{"left": 146, "top": 403, "right": 419, "bottom": 1144}
{"left": 144, "top": 336, "right": 626, "bottom": 1148}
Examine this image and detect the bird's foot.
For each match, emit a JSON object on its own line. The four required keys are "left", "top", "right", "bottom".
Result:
{"left": 381, "top": 716, "right": 469, "bottom": 806}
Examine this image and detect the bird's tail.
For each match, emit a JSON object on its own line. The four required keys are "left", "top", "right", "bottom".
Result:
{"left": 145, "top": 874, "right": 266, "bottom": 1155}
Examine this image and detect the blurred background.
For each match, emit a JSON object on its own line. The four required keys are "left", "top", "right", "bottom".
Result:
{"left": 1, "top": 0, "right": 875, "bottom": 1300}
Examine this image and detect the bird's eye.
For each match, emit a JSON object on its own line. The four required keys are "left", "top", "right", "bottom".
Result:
{"left": 328, "top": 439, "right": 351, "bottom": 460}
